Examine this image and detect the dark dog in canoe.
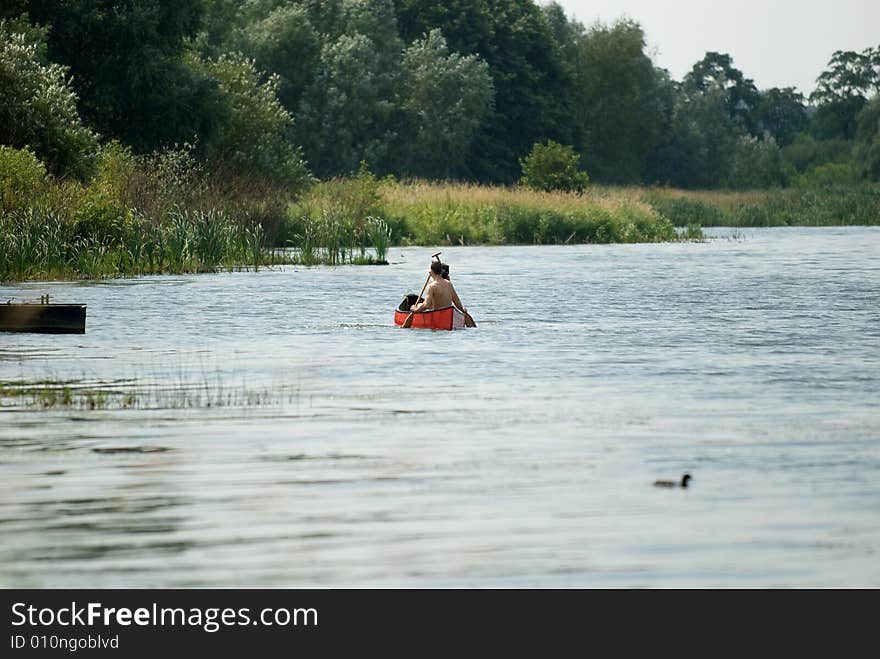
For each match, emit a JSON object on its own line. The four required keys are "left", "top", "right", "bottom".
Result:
{"left": 398, "top": 294, "right": 425, "bottom": 312}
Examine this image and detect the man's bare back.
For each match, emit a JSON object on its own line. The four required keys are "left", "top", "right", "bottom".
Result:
{"left": 422, "top": 278, "right": 454, "bottom": 309}
{"left": 410, "top": 261, "right": 467, "bottom": 313}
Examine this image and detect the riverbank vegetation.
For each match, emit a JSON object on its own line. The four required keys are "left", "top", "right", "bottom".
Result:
{"left": 2, "top": 2, "right": 879, "bottom": 281}
{"left": 642, "top": 186, "right": 880, "bottom": 227}
{"left": 294, "top": 178, "right": 680, "bottom": 247}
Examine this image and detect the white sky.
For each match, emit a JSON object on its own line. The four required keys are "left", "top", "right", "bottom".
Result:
{"left": 541, "top": 0, "right": 880, "bottom": 95}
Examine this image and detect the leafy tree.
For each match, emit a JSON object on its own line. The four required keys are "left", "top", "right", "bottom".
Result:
{"left": 197, "top": 0, "right": 242, "bottom": 55}
{"left": 193, "top": 54, "right": 311, "bottom": 191}
{"left": 295, "top": 0, "right": 404, "bottom": 177}
{"left": 812, "top": 48, "right": 880, "bottom": 104}
{"left": 756, "top": 87, "right": 809, "bottom": 146}
{"left": 810, "top": 46, "right": 880, "bottom": 140}
{"left": 790, "top": 162, "right": 860, "bottom": 188}
{"left": 296, "top": 34, "right": 400, "bottom": 177}
{"left": 810, "top": 96, "right": 868, "bottom": 140}
{"left": 231, "top": 3, "right": 321, "bottom": 111}
{"left": 854, "top": 97, "right": 880, "bottom": 181}
{"left": 540, "top": 1, "right": 583, "bottom": 65}
{"left": 682, "top": 52, "right": 761, "bottom": 136}
{"left": 22, "top": 0, "right": 219, "bottom": 152}
{"left": 657, "top": 85, "right": 745, "bottom": 188}
{"left": 0, "top": 18, "right": 99, "bottom": 178}
{"left": 399, "top": 29, "right": 494, "bottom": 179}
{"left": 519, "top": 140, "right": 589, "bottom": 193}
{"left": 573, "top": 19, "right": 672, "bottom": 183}
{"left": 395, "top": 0, "right": 575, "bottom": 182}
{"left": 650, "top": 52, "right": 767, "bottom": 188}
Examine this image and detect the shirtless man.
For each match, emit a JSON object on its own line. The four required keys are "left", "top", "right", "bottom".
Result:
{"left": 410, "top": 261, "right": 467, "bottom": 313}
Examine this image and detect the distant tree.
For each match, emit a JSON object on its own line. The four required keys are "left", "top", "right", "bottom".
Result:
{"left": 0, "top": 1, "right": 28, "bottom": 20}
{"left": 573, "top": 19, "right": 672, "bottom": 183}
{"left": 295, "top": 0, "right": 405, "bottom": 177}
{"left": 539, "top": 1, "right": 581, "bottom": 127}
{"left": 725, "top": 135, "right": 788, "bottom": 189}
{"left": 519, "top": 140, "right": 589, "bottom": 193}
{"left": 811, "top": 48, "right": 880, "bottom": 104}
{"left": 658, "top": 85, "right": 745, "bottom": 188}
{"left": 810, "top": 96, "right": 869, "bottom": 141}
{"left": 756, "top": 87, "right": 809, "bottom": 146}
{"left": 648, "top": 52, "right": 769, "bottom": 188}
{"left": 854, "top": 97, "right": 880, "bottom": 181}
{"left": 540, "top": 1, "right": 583, "bottom": 64}
{"left": 231, "top": 3, "right": 321, "bottom": 111}
{"left": 682, "top": 52, "right": 761, "bottom": 136}
{"left": 399, "top": 30, "right": 494, "bottom": 179}
{"left": 395, "top": 0, "right": 575, "bottom": 182}
{"left": 197, "top": 0, "right": 243, "bottom": 55}
{"left": 810, "top": 46, "right": 880, "bottom": 140}
{"left": 0, "top": 18, "right": 99, "bottom": 178}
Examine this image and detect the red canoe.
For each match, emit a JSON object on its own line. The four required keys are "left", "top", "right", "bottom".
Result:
{"left": 394, "top": 305, "right": 466, "bottom": 331}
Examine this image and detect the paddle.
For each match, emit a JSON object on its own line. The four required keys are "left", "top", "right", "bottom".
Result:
{"left": 402, "top": 252, "right": 441, "bottom": 329}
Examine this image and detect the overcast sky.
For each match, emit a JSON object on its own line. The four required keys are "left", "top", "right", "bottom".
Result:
{"left": 541, "top": 0, "right": 879, "bottom": 95}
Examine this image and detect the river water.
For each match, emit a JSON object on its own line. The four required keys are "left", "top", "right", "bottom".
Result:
{"left": 1, "top": 227, "right": 878, "bottom": 587}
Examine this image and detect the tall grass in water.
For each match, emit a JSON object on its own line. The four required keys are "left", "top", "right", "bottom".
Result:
{"left": 0, "top": 205, "right": 276, "bottom": 281}
{"left": 367, "top": 216, "right": 392, "bottom": 263}
{"left": 0, "top": 377, "right": 301, "bottom": 410}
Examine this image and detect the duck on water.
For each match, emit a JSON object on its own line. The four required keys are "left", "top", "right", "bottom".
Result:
{"left": 654, "top": 474, "right": 691, "bottom": 488}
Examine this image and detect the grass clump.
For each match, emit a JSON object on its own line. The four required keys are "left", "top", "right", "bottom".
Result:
{"left": 286, "top": 163, "right": 395, "bottom": 265}
{"left": 379, "top": 181, "right": 679, "bottom": 244}
{"left": 0, "top": 377, "right": 300, "bottom": 410}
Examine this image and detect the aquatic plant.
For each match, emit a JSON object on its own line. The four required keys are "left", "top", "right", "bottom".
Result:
{"left": 367, "top": 216, "right": 392, "bottom": 262}
{"left": 0, "top": 376, "right": 301, "bottom": 411}
{"left": 0, "top": 199, "right": 296, "bottom": 282}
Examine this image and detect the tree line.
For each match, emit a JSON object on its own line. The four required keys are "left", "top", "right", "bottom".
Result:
{"left": 2, "top": 0, "right": 879, "bottom": 191}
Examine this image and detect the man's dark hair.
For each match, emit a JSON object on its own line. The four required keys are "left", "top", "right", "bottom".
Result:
{"left": 441, "top": 263, "right": 450, "bottom": 280}
{"left": 431, "top": 261, "right": 443, "bottom": 275}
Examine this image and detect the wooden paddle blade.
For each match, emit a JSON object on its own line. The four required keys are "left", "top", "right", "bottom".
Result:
{"left": 402, "top": 312, "right": 415, "bottom": 329}
{"left": 464, "top": 312, "right": 476, "bottom": 328}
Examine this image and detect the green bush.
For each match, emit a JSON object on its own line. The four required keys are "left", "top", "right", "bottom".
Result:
{"left": 790, "top": 162, "right": 861, "bottom": 188}
{"left": 0, "top": 145, "right": 47, "bottom": 214}
{"left": 725, "top": 135, "right": 789, "bottom": 189}
{"left": 781, "top": 135, "right": 852, "bottom": 174}
{"left": 519, "top": 141, "right": 590, "bottom": 193}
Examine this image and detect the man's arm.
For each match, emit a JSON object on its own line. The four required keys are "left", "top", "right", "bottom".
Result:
{"left": 411, "top": 283, "right": 434, "bottom": 312}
